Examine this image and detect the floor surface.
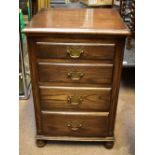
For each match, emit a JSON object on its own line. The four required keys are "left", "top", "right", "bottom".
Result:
{"left": 19, "top": 68, "right": 135, "bottom": 155}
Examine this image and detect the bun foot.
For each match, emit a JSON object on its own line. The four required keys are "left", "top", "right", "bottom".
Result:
{"left": 104, "top": 141, "right": 114, "bottom": 149}
{"left": 36, "top": 140, "right": 46, "bottom": 147}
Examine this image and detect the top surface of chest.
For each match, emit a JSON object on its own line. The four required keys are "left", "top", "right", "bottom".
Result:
{"left": 23, "top": 8, "right": 130, "bottom": 36}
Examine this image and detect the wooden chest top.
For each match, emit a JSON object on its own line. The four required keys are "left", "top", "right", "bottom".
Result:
{"left": 23, "top": 8, "right": 130, "bottom": 36}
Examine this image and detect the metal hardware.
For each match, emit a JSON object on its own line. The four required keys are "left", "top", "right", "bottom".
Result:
{"left": 67, "top": 122, "right": 82, "bottom": 131}
{"left": 67, "top": 96, "right": 83, "bottom": 106}
{"left": 67, "top": 71, "right": 84, "bottom": 81}
{"left": 67, "top": 46, "right": 84, "bottom": 58}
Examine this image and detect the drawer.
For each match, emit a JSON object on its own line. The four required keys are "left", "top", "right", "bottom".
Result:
{"left": 35, "top": 42, "right": 115, "bottom": 60}
{"left": 38, "top": 60, "right": 113, "bottom": 84}
{"left": 41, "top": 112, "right": 109, "bottom": 137}
{"left": 39, "top": 86, "right": 111, "bottom": 112}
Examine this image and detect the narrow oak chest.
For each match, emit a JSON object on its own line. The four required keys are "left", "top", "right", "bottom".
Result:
{"left": 23, "top": 8, "right": 130, "bottom": 149}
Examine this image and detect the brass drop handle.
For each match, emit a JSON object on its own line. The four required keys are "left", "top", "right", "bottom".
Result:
{"left": 67, "top": 96, "right": 83, "bottom": 106}
{"left": 67, "top": 47, "right": 84, "bottom": 59}
{"left": 68, "top": 71, "right": 84, "bottom": 81}
{"left": 67, "top": 123, "right": 82, "bottom": 131}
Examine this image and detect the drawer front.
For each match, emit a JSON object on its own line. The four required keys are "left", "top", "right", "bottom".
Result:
{"left": 38, "top": 61, "right": 113, "bottom": 84}
{"left": 35, "top": 42, "right": 115, "bottom": 60}
{"left": 40, "top": 86, "right": 111, "bottom": 112}
{"left": 42, "top": 112, "right": 109, "bottom": 137}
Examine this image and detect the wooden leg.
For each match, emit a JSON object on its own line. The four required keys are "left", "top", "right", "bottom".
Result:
{"left": 104, "top": 141, "right": 114, "bottom": 149}
{"left": 36, "top": 140, "right": 47, "bottom": 147}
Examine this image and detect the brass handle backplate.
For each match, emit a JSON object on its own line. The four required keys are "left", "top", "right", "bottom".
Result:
{"left": 67, "top": 46, "right": 84, "bottom": 59}
{"left": 67, "top": 96, "right": 83, "bottom": 106}
{"left": 67, "top": 122, "right": 82, "bottom": 131}
{"left": 68, "top": 71, "right": 84, "bottom": 81}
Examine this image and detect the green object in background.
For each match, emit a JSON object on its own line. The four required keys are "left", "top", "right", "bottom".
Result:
{"left": 27, "top": 0, "right": 31, "bottom": 21}
{"left": 19, "top": 9, "right": 25, "bottom": 40}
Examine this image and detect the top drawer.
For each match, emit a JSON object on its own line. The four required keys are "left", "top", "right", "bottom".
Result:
{"left": 35, "top": 42, "right": 115, "bottom": 60}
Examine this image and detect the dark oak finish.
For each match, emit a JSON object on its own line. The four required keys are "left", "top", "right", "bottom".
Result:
{"left": 24, "top": 8, "right": 129, "bottom": 148}
{"left": 38, "top": 60, "right": 113, "bottom": 84}
{"left": 23, "top": 8, "right": 130, "bottom": 35}
{"left": 41, "top": 112, "right": 109, "bottom": 137}
{"left": 35, "top": 42, "right": 115, "bottom": 60}
{"left": 39, "top": 86, "right": 111, "bottom": 112}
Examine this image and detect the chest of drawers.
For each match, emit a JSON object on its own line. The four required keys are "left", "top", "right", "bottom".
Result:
{"left": 24, "top": 8, "right": 130, "bottom": 149}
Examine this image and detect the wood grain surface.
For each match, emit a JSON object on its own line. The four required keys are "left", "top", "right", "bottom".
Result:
{"left": 39, "top": 86, "right": 111, "bottom": 112}
{"left": 41, "top": 112, "right": 109, "bottom": 137}
{"left": 23, "top": 8, "right": 130, "bottom": 35}
{"left": 35, "top": 42, "right": 115, "bottom": 60}
{"left": 24, "top": 8, "right": 129, "bottom": 145}
{"left": 38, "top": 60, "right": 113, "bottom": 84}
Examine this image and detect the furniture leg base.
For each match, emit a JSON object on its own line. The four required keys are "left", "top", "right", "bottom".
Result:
{"left": 36, "top": 140, "right": 47, "bottom": 147}
{"left": 104, "top": 141, "right": 114, "bottom": 149}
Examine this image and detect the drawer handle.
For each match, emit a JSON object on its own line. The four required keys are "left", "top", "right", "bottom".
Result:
{"left": 67, "top": 123, "right": 82, "bottom": 131}
{"left": 67, "top": 96, "right": 83, "bottom": 106}
{"left": 68, "top": 71, "right": 84, "bottom": 81}
{"left": 67, "top": 47, "right": 84, "bottom": 58}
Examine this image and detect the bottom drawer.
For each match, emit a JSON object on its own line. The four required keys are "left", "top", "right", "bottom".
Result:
{"left": 41, "top": 112, "right": 109, "bottom": 137}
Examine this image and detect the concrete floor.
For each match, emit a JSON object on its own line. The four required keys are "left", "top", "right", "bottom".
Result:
{"left": 19, "top": 68, "right": 135, "bottom": 155}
